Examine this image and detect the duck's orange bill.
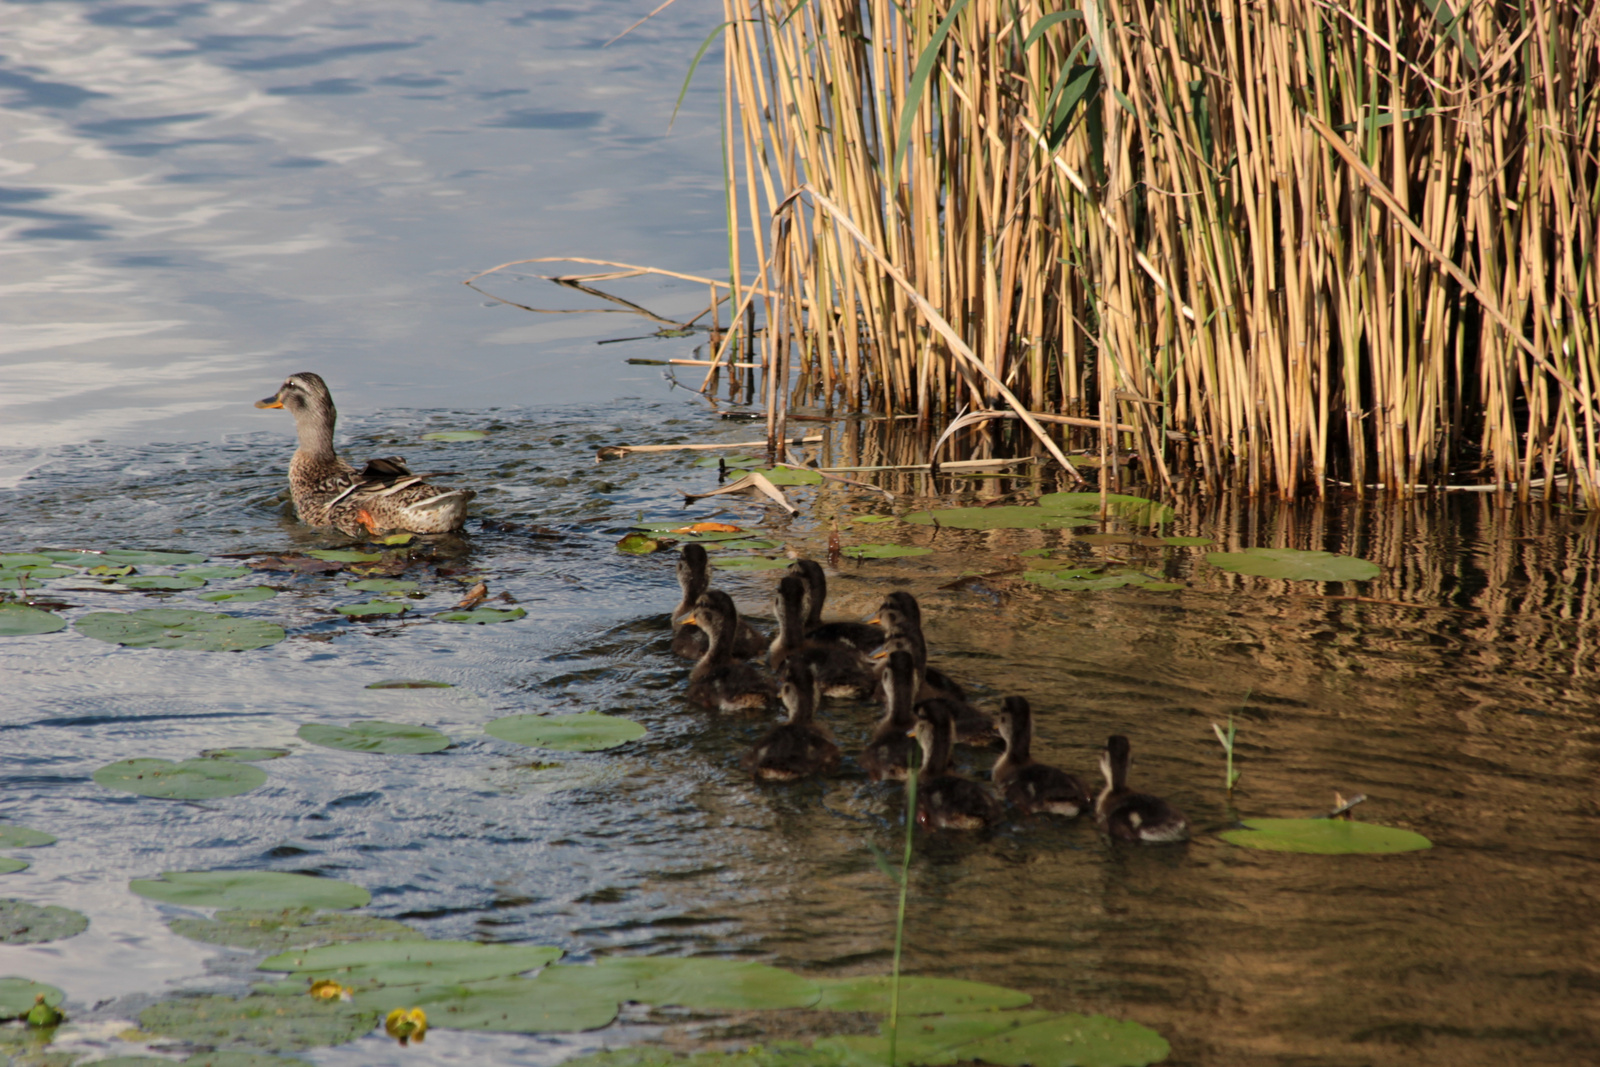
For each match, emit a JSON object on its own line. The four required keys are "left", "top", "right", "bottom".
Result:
{"left": 870, "top": 648, "right": 888, "bottom": 659}
{"left": 866, "top": 613, "right": 881, "bottom": 625}
{"left": 255, "top": 394, "right": 284, "bottom": 409}
{"left": 679, "top": 613, "right": 698, "bottom": 626}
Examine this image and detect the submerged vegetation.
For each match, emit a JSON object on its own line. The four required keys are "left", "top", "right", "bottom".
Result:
{"left": 712, "top": 0, "right": 1599, "bottom": 499}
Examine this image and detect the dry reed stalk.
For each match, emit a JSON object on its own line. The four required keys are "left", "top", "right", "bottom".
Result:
{"left": 715, "top": 0, "right": 1599, "bottom": 500}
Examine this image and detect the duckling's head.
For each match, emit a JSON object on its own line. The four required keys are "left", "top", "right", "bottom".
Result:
{"left": 256, "top": 372, "right": 335, "bottom": 419}
{"left": 996, "top": 696, "right": 1031, "bottom": 747}
{"left": 1100, "top": 734, "right": 1132, "bottom": 785}
{"left": 683, "top": 589, "right": 739, "bottom": 645}
{"left": 786, "top": 559, "right": 826, "bottom": 619}
{"left": 774, "top": 573, "right": 807, "bottom": 625}
{"left": 907, "top": 698, "right": 953, "bottom": 762}
{"left": 677, "top": 543, "right": 710, "bottom": 600}
{"left": 779, "top": 658, "right": 818, "bottom": 722}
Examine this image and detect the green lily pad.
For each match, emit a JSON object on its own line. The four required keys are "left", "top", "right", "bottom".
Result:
{"left": 1220, "top": 818, "right": 1432, "bottom": 854}
{"left": 130, "top": 871, "right": 371, "bottom": 911}
{"left": 1037, "top": 492, "right": 1176, "bottom": 525}
{"left": 694, "top": 455, "right": 758, "bottom": 467}
{"left": 138, "top": 994, "right": 376, "bottom": 1053}
{"left": 306, "top": 550, "right": 383, "bottom": 563}
{"left": 1023, "top": 569, "right": 1160, "bottom": 591}
{"left": 198, "top": 586, "right": 278, "bottom": 603}
{"left": 0, "top": 858, "right": 26, "bottom": 874}
{"left": 75, "top": 609, "right": 285, "bottom": 651}
{"left": 185, "top": 566, "right": 251, "bottom": 579}
{"left": 421, "top": 430, "right": 488, "bottom": 442}
{"left": 850, "top": 515, "right": 895, "bottom": 524}
{"left": 88, "top": 563, "right": 137, "bottom": 576}
{"left": 0, "top": 604, "right": 67, "bottom": 637}
{"left": 435, "top": 607, "right": 527, "bottom": 624}
{"left": 840, "top": 544, "right": 932, "bottom": 559}
{"left": 814, "top": 976, "right": 1032, "bottom": 1015}
{"left": 365, "top": 679, "right": 452, "bottom": 689}
{"left": 707, "top": 556, "right": 792, "bottom": 570}
{"left": 297, "top": 721, "right": 450, "bottom": 754}
{"left": 182, "top": 1051, "right": 319, "bottom": 1067}
{"left": 0, "top": 979, "right": 64, "bottom": 1020}
{"left": 0, "top": 826, "right": 55, "bottom": 848}
{"left": 714, "top": 539, "right": 783, "bottom": 551}
{"left": 123, "top": 574, "right": 208, "bottom": 591}
{"left": 729, "top": 466, "right": 823, "bottom": 485}
{"left": 631, "top": 524, "right": 752, "bottom": 543}
{"left": 533, "top": 957, "right": 820, "bottom": 1011}
{"left": 617, "top": 532, "right": 664, "bottom": 555}
{"left": 93, "top": 758, "right": 267, "bottom": 800}
{"left": 0, "top": 554, "right": 58, "bottom": 567}
{"left": 817, "top": 1011, "right": 1056, "bottom": 1066}
{"left": 486, "top": 712, "right": 647, "bottom": 752}
{"left": 0, "top": 566, "right": 75, "bottom": 581}
{"left": 345, "top": 579, "right": 419, "bottom": 593}
{"left": 170, "top": 908, "right": 421, "bottom": 952}
{"left": 1161, "top": 536, "right": 1213, "bottom": 546}
{"left": 902, "top": 506, "right": 1097, "bottom": 531}
{"left": 1142, "top": 582, "right": 1185, "bottom": 591}
{"left": 335, "top": 600, "right": 410, "bottom": 617}
{"left": 105, "top": 549, "right": 207, "bottom": 564}
{"left": 262, "top": 940, "right": 563, "bottom": 988}
{"left": 0, "top": 899, "right": 88, "bottom": 944}
{"left": 360, "top": 975, "right": 617, "bottom": 1033}
{"left": 964, "top": 1011, "right": 1171, "bottom": 1067}
{"left": 200, "top": 748, "right": 290, "bottom": 762}
{"left": 1206, "top": 548, "right": 1380, "bottom": 581}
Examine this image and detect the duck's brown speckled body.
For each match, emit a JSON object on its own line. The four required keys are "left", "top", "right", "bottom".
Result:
{"left": 993, "top": 696, "right": 1091, "bottom": 817}
{"left": 1096, "top": 734, "right": 1189, "bottom": 843}
{"left": 671, "top": 544, "right": 766, "bottom": 660}
{"left": 741, "top": 660, "right": 840, "bottom": 781}
{"left": 909, "top": 700, "right": 1003, "bottom": 831}
{"left": 683, "top": 590, "right": 778, "bottom": 713}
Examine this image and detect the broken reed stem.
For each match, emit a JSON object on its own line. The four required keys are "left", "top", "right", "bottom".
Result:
{"left": 719, "top": 0, "right": 1599, "bottom": 501}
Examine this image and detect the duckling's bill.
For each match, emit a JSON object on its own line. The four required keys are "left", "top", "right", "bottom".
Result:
{"left": 255, "top": 392, "right": 285, "bottom": 409}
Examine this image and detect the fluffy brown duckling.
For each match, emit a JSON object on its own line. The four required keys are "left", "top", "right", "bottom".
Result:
{"left": 787, "top": 559, "right": 885, "bottom": 649}
{"left": 878, "top": 632, "right": 997, "bottom": 747}
{"left": 870, "top": 592, "right": 970, "bottom": 706}
{"left": 992, "top": 697, "right": 1091, "bottom": 817}
{"left": 682, "top": 590, "right": 777, "bottom": 713}
{"left": 740, "top": 659, "right": 841, "bottom": 782}
{"left": 1096, "top": 734, "right": 1189, "bottom": 843}
{"left": 671, "top": 544, "right": 766, "bottom": 660}
{"left": 907, "top": 700, "right": 1003, "bottom": 831}
{"left": 769, "top": 575, "right": 877, "bottom": 700}
{"left": 859, "top": 649, "right": 921, "bottom": 782}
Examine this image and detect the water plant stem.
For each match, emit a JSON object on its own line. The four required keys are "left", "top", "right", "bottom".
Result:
{"left": 1212, "top": 716, "right": 1240, "bottom": 795}
{"left": 888, "top": 750, "right": 919, "bottom": 1067}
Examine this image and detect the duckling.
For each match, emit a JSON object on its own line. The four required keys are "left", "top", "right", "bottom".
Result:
{"left": 992, "top": 697, "right": 1091, "bottom": 817}
{"left": 787, "top": 559, "right": 884, "bottom": 649}
{"left": 878, "top": 632, "right": 997, "bottom": 747}
{"left": 256, "top": 372, "right": 474, "bottom": 535}
{"left": 870, "top": 593, "right": 969, "bottom": 705}
{"left": 907, "top": 700, "right": 1003, "bottom": 831}
{"left": 1096, "top": 734, "right": 1189, "bottom": 843}
{"left": 860, "top": 649, "right": 921, "bottom": 782}
{"left": 741, "top": 659, "right": 841, "bottom": 781}
{"left": 769, "top": 575, "right": 878, "bottom": 700}
{"left": 682, "top": 590, "right": 778, "bottom": 713}
{"left": 671, "top": 544, "right": 766, "bottom": 660}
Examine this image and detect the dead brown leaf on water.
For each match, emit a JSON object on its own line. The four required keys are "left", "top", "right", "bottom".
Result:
{"left": 456, "top": 581, "right": 489, "bottom": 610}
{"left": 249, "top": 556, "right": 344, "bottom": 574}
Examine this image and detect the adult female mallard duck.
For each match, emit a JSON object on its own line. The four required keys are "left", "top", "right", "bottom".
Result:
{"left": 1096, "top": 734, "right": 1189, "bottom": 843}
{"left": 741, "top": 659, "right": 840, "bottom": 781}
{"left": 769, "top": 575, "right": 877, "bottom": 700}
{"left": 907, "top": 700, "right": 1003, "bottom": 831}
{"left": 859, "top": 649, "right": 921, "bottom": 782}
{"left": 671, "top": 544, "right": 765, "bottom": 660}
{"left": 993, "top": 697, "right": 1091, "bottom": 817}
{"left": 682, "top": 590, "right": 777, "bottom": 713}
{"left": 787, "top": 559, "right": 884, "bottom": 649}
{"left": 256, "top": 372, "right": 474, "bottom": 536}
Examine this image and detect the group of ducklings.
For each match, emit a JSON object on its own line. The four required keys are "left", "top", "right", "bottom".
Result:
{"left": 673, "top": 546, "right": 1188, "bottom": 842}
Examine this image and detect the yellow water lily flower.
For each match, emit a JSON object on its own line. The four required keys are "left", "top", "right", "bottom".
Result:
{"left": 309, "top": 979, "right": 353, "bottom": 1002}
{"left": 385, "top": 1006, "right": 427, "bottom": 1045}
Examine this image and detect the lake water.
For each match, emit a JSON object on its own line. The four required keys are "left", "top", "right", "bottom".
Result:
{"left": 3, "top": 4, "right": 1600, "bottom": 1067}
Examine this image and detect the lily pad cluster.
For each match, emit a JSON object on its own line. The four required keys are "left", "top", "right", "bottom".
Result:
{"left": 903, "top": 492, "right": 1174, "bottom": 531}
{"left": 170, "top": 908, "right": 422, "bottom": 953}
{"left": 131, "top": 871, "right": 372, "bottom": 911}
{"left": 0, "top": 824, "right": 55, "bottom": 875}
{"left": 0, "top": 899, "right": 88, "bottom": 944}
{"left": 297, "top": 721, "right": 451, "bottom": 755}
{"left": 486, "top": 712, "right": 647, "bottom": 752}
{"left": 94, "top": 758, "right": 268, "bottom": 800}
{"left": 1221, "top": 818, "right": 1431, "bottom": 854}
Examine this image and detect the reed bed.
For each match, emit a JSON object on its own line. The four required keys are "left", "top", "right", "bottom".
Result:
{"left": 717, "top": 0, "right": 1599, "bottom": 499}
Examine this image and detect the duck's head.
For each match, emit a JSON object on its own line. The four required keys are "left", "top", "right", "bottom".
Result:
{"left": 1101, "top": 733, "right": 1132, "bottom": 784}
{"left": 773, "top": 573, "right": 807, "bottom": 628}
{"left": 906, "top": 697, "right": 953, "bottom": 761}
{"left": 778, "top": 658, "right": 818, "bottom": 722}
{"left": 996, "top": 695, "right": 1031, "bottom": 747}
{"left": 786, "top": 559, "right": 825, "bottom": 619}
{"left": 677, "top": 543, "right": 710, "bottom": 601}
{"left": 870, "top": 591, "right": 921, "bottom": 636}
{"left": 256, "top": 372, "right": 335, "bottom": 419}
{"left": 681, "top": 589, "right": 738, "bottom": 644}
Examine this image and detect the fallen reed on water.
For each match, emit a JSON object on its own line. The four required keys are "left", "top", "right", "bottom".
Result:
{"left": 717, "top": 0, "right": 1599, "bottom": 500}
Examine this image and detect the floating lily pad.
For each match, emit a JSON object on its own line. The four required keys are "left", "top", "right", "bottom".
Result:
{"left": 813, "top": 976, "right": 1032, "bottom": 1015}
{"left": 41, "top": 549, "right": 204, "bottom": 566}
{"left": 902, "top": 506, "right": 1096, "bottom": 531}
{"left": 0, "top": 566, "right": 75, "bottom": 581}
{"left": 360, "top": 976, "right": 617, "bottom": 1033}
{"left": 366, "top": 679, "right": 453, "bottom": 689}
{"left": 200, "top": 749, "right": 290, "bottom": 762}
{"left": 0, "top": 858, "right": 26, "bottom": 874}
{"left": 729, "top": 467, "right": 823, "bottom": 485}
{"left": 435, "top": 607, "right": 526, "bottom": 624}
{"left": 0, "top": 979, "right": 63, "bottom": 1020}
{"left": 964, "top": 1011, "right": 1170, "bottom": 1067}
{"left": 263, "top": 940, "right": 563, "bottom": 988}
{"left": 123, "top": 574, "right": 208, "bottom": 591}
{"left": 1161, "top": 536, "right": 1213, "bottom": 546}
{"left": 94, "top": 758, "right": 267, "bottom": 800}
{"left": 631, "top": 523, "right": 751, "bottom": 543}
{"left": 617, "top": 532, "right": 664, "bottom": 555}
{"left": 182, "top": 1051, "right": 313, "bottom": 1067}
{"left": 0, "top": 827, "right": 55, "bottom": 849}
{"left": 707, "top": 556, "right": 791, "bottom": 571}
{"left": 335, "top": 600, "right": 410, "bottom": 617}
{"left": 250, "top": 556, "right": 343, "bottom": 574}
{"left": 139, "top": 994, "right": 376, "bottom": 1053}
{"left": 1206, "top": 548, "right": 1380, "bottom": 581}
{"left": 715, "top": 539, "right": 783, "bottom": 551}
{"left": 0, "top": 604, "right": 67, "bottom": 637}
{"left": 185, "top": 566, "right": 251, "bottom": 579}
{"left": 75, "top": 609, "right": 285, "bottom": 651}
{"left": 307, "top": 550, "right": 383, "bottom": 563}
{"left": 0, "top": 899, "right": 88, "bottom": 944}
{"left": 88, "top": 563, "right": 137, "bottom": 576}
{"left": 0, "top": 553, "right": 58, "bottom": 567}
{"left": 533, "top": 957, "right": 820, "bottom": 1011}
{"left": 198, "top": 587, "right": 278, "bottom": 603}
{"left": 841, "top": 544, "right": 932, "bottom": 560}
{"left": 1220, "top": 818, "right": 1432, "bottom": 854}
{"left": 850, "top": 515, "right": 895, "bottom": 524}
{"left": 694, "top": 455, "right": 759, "bottom": 467}
{"left": 486, "top": 712, "right": 646, "bottom": 752}
{"left": 130, "top": 871, "right": 371, "bottom": 911}
{"left": 1022, "top": 569, "right": 1163, "bottom": 592}
{"left": 421, "top": 430, "right": 488, "bottom": 442}
{"left": 1037, "top": 492, "right": 1176, "bottom": 525}
{"left": 297, "top": 721, "right": 450, "bottom": 754}
{"left": 171, "top": 908, "right": 421, "bottom": 952}
{"left": 345, "top": 579, "right": 419, "bottom": 593}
